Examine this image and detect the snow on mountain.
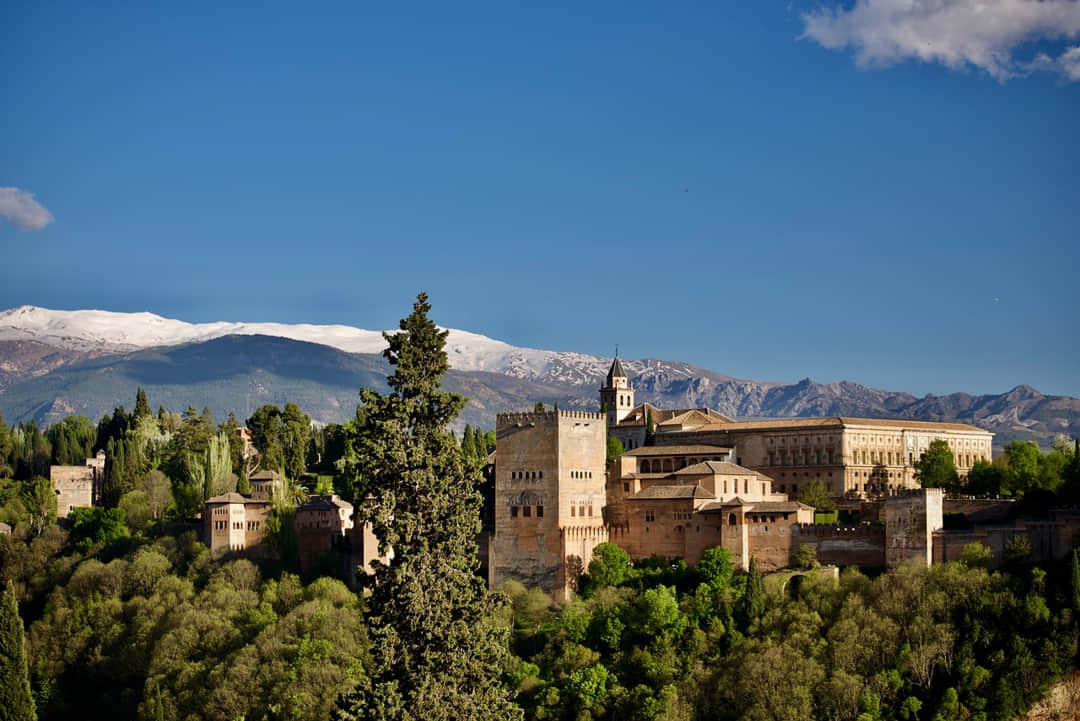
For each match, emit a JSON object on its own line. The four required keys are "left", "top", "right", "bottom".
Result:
{"left": 0, "top": 305, "right": 616, "bottom": 384}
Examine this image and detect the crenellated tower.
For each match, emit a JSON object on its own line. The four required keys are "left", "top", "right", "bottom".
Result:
{"left": 490, "top": 410, "right": 608, "bottom": 600}
{"left": 599, "top": 355, "right": 634, "bottom": 428}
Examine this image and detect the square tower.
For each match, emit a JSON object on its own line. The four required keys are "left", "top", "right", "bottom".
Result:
{"left": 491, "top": 410, "right": 607, "bottom": 600}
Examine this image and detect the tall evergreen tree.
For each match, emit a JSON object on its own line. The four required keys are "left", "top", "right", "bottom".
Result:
{"left": 336, "top": 293, "right": 520, "bottom": 721}
{"left": 473, "top": 425, "right": 487, "bottom": 461}
{"left": 133, "top": 387, "right": 152, "bottom": 420}
{"left": 737, "top": 557, "right": 766, "bottom": 632}
{"left": 0, "top": 580, "right": 36, "bottom": 721}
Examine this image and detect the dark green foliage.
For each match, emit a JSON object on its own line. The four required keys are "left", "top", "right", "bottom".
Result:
{"left": 67, "top": 507, "right": 130, "bottom": 552}
{"left": 736, "top": 557, "right": 765, "bottom": 631}
{"left": 967, "top": 459, "right": 1006, "bottom": 496}
{"left": 337, "top": 293, "right": 520, "bottom": 721}
{"left": 645, "top": 409, "right": 655, "bottom": 446}
{"left": 133, "top": 388, "right": 152, "bottom": 421}
{"left": 915, "top": 439, "right": 960, "bottom": 490}
{"left": 0, "top": 580, "right": 36, "bottom": 721}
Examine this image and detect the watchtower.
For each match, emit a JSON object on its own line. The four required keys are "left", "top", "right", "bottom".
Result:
{"left": 490, "top": 409, "right": 607, "bottom": 600}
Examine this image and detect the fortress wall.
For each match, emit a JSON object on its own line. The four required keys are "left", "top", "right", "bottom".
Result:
{"left": 50, "top": 465, "right": 95, "bottom": 519}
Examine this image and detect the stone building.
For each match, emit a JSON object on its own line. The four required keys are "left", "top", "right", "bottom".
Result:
{"left": 204, "top": 492, "right": 272, "bottom": 553}
{"left": 50, "top": 449, "right": 105, "bottom": 519}
{"left": 600, "top": 360, "right": 994, "bottom": 500}
{"left": 249, "top": 470, "right": 282, "bottom": 501}
{"left": 490, "top": 409, "right": 608, "bottom": 600}
{"left": 488, "top": 359, "right": 1017, "bottom": 596}
{"left": 295, "top": 494, "right": 354, "bottom": 574}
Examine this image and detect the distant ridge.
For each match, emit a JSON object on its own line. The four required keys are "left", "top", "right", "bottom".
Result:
{"left": 0, "top": 306, "right": 1076, "bottom": 449}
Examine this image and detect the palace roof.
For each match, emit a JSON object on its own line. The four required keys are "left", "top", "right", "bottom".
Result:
{"left": 628, "top": 485, "right": 716, "bottom": 501}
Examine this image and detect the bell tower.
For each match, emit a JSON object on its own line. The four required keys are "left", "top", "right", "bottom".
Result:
{"left": 599, "top": 354, "right": 634, "bottom": 428}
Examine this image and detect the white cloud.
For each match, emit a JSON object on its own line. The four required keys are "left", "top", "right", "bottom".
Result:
{"left": 801, "top": 0, "right": 1080, "bottom": 82}
{"left": 0, "top": 187, "right": 55, "bottom": 230}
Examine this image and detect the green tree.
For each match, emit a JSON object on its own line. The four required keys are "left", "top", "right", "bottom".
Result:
{"left": 1003, "top": 441, "right": 1041, "bottom": 496}
{"left": 584, "top": 543, "right": 632, "bottom": 592}
{"left": 966, "top": 459, "right": 1005, "bottom": 497}
{"left": 914, "top": 439, "right": 959, "bottom": 490}
{"left": 282, "top": 403, "right": 312, "bottom": 480}
{"left": 21, "top": 477, "right": 56, "bottom": 536}
{"left": 645, "top": 409, "right": 655, "bottom": 446}
{"left": 797, "top": 477, "right": 836, "bottom": 512}
{"left": 336, "top": 293, "right": 520, "bottom": 721}
{"left": 737, "top": 557, "right": 766, "bottom": 631}
{"left": 133, "top": 387, "right": 152, "bottom": 421}
{"left": 0, "top": 580, "right": 36, "bottom": 721}
{"left": 697, "top": 546, "right": 735, "bottom": 590}
{"left": 606, "top": 437, "right": 625, "bottom": 461}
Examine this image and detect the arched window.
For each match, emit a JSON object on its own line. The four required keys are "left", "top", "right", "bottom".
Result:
{"left": 729, "top": 513, "right": 737, "bottom": 525}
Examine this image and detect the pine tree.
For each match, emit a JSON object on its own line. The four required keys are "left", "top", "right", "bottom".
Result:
{"left": 0, "top": 580, "right": 36, "bottom": 721}
{"left": 336, "top": 293, "right": 521, "bottom": 721}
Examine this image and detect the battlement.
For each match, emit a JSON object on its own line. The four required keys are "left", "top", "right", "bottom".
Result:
{"left": 794, "top": 523, "right": 885, "bottom": 539}
{"left": 496, "top": 409, "right": 604, "bottom": 427}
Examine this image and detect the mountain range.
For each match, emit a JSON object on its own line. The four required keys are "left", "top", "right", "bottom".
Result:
{"left": 1, "top": 306, "right": 1076, "bottom": 450}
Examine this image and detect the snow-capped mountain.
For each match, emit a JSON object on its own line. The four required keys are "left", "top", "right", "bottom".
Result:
{"left": 1, "top": 306, "right": 1076, "bottom": 450}
{"left": 0, "top": 305, "right": 624, "bottom": 386}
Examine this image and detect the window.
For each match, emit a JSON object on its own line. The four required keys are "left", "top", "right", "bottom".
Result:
{"left": 510, "top": 506, "right": 518, "bottom": 518}
{"left": 571, "top": 505, "right": 576, "bottom": 517}
{"left": 623, "top": 483, "right": 630, "bottom": 492}
{"left": 729, "top": 513, "right": 737, "bottom": 525}
{"left": 645, "top": 510, "right": 655, "bottom": 522}
{"left": 588, "top": 505, "right": 593, "bottom": 516}
{"left": 523, "top": 506, "right": 531, "bottom": 517}
{"left": 537, "top": 505, "right": 544, "bottom": 518}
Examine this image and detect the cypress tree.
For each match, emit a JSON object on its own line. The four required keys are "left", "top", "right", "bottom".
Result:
{"left": 473, "top": 426, "right": 487, "bottom": 460}
{"left": 336, "top": 293, "right": 521, "bottom": 721}
{"left": 737, "top": 557, "right": 766, "bottom": 632}
{"left": 0, "top": 580, "right": 36, "bottom": 721}
{"left": 133, "top": 387, "right": 152, "bottom": 420}
{"left": 461, "top": 423, "right": 476, "bottom": 465}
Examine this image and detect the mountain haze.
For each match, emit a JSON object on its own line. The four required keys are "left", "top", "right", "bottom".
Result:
{"left": 0, "top": 307, "right": 1076, "bottom": 449}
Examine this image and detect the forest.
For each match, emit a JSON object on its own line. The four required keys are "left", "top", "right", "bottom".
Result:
{"left": 2, "top": 295, "right": 1080, "bottom": 720}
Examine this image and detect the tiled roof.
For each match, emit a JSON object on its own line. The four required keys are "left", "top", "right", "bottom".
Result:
{"left": 673, "top": 460, "right": 758, "bottom": 476}
{"left": 699, "top": 500, "right": 812, "bottom": 513}
{"left": 628, "top": 485, "right": 716, "bottom": 500}
{"left": 621, "top": 444, "right": 732, "bottom": 457}
{"left": 206, "top": 492, "right": 270, "bottom": 505}
{"left": 250, "top": 470, "right": 281, "bottom": 481}
{"left": 300, "top": 495, "right": 354, "bottom": 512}
{"left": 606, "top": 357, "right": 627, "bottom": 383}
{"left": 678, "top": 416, "right": 989, "bottom": 433}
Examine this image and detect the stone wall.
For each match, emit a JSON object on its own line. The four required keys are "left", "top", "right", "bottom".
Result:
{"left": 50, "top": 465, "right": 96, "bottom": 519}
{"left": 885, "top": 488, "right": 944, "bottom": 569}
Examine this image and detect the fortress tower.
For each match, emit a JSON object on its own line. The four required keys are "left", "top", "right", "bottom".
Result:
{"left": 490, "top": 409, "right": 607, "bottom": 600}
{"left": 599, "top": 356, "right": 634, "bottom": 428}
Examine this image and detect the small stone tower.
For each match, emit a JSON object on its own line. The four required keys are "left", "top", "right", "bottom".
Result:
{"left": 599, "top": 356, "right": 634, "bottom": 428}
{"left": 491, "top": 410, "right": 607, "bottom": 600}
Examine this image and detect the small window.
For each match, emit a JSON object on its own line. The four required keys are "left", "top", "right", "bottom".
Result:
{"left": 523, "top": 506, "right": 531, "bottom": 517}
{"left": 623, "top": 483, "right": 630, "bottom": 492}
{"left": 536, "top": 505, "right": 544, "bottom": 518}
{"left": 510, "top": 506, "right": 518, "bottom": 518}
{"left": 571, "top": 505, "right": 576, "bottom": 517}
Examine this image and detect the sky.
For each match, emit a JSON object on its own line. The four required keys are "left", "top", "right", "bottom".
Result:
{"left": 2, "top": 1, "right": 1078, "bottom": 399}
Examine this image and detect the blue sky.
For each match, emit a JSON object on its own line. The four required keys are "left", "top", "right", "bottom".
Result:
{"left": 2, "top": 1, "right": 1078, "bottom": 398}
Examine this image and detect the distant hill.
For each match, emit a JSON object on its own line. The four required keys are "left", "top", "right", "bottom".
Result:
{"left": 0, "top": 307, "right": 1077, "bottom": 449}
